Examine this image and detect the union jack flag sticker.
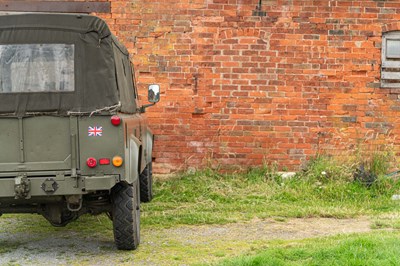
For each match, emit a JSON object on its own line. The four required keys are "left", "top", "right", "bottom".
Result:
{"left": 88, "top": 126, "right": 103, "bottom": 137}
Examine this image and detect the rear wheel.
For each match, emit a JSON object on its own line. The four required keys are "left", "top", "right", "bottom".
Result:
{"left": 139, "top": 162, "right": 153, "bottom": 202}
{"left": 111, "top": 180, "right": 140, "bottom": 250}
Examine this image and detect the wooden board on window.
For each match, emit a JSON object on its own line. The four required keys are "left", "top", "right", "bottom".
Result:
{"left": 382, "top": 71, "right": 400, "bottom": 80}
{"left": 0, "top": 1, "right": 110, "bottom": 13}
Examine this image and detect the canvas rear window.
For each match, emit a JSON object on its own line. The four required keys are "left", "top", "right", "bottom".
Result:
{"left": 0, "top": 44, "right": 74, "bottom": 93}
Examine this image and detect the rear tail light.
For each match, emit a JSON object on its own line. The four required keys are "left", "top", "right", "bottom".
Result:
{"left": 112, "top": 156, "right": 123, "bottom": 167}
{"left": 86, "top": 157, "right": 97, "bottom": 168}
{"left": 87, "top": 157, "right": 123, "bottom": 168}
{"left": 99, "top": 158, "right": 111, "bottom": 165}
{"left": 111, "top": 115, "right": 121, "bottom": 126}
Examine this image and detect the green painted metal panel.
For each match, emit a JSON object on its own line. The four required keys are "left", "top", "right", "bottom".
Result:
{"left": 121, "top": 114, "right": 145, "bottom": 183}
{"left": 78, "top": 116, "right": 124, "bottom": 176}
{"left": 24, "top": 116, "right": 72, "bottom": 165}
{"left": 83, "top": 175, "right": 119, "bottom": 192}
{"left": 0, "top": 175, "right": 118, "bottom": 197}
{"left": 0, "top": 118, "right": 19, "bottom": 163}
{"left": 0, "top": 117, "right": 73, "bottom": 172}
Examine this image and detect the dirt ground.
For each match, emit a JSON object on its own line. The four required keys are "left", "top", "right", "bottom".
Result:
{"left": 165, "top": 217, "right": 372, "bottom": 242}
{"left": 0, "top": 215, "right": 375, "bottom": 265}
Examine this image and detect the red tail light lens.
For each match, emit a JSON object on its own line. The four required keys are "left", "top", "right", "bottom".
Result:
{"left": 87, "top": 157, "right": 97, "bottom": 168}
{"left": 99, "top": 158, "right": 111, "bottom": 165}
{"left": 111, "top": 115, "right": 121, "bottom": 126}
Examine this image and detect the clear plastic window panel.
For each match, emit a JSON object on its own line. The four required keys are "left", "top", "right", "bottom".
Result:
{"left": 0, "top": 44, "right": 74, "bottom": 93}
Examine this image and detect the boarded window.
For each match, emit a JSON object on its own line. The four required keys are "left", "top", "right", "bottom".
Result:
{"left": 0, "top": 44, "right": 74, "bottom": 93}
{"left": 381, "top": 32, "right": 400, "bottom": 88}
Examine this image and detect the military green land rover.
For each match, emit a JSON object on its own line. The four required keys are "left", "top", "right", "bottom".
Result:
{"left": 0, "top": 13, "right": 159, "bottom": 250}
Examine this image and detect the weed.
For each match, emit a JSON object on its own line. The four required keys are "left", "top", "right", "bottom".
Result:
{"left": 296, "top": 155, "right": 356, "bottom": 183}
{"left": 141, "top": 160, "right": 400, "bottom": 228}
{"left": 371, "top": 220, "right": 391, "bottom": 229}
{"left": 369, "top": 152, "right": 391, "bottom": 176}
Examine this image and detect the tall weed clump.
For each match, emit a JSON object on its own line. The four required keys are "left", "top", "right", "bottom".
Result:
{"left": 296, "top": 155, "right": 356, "bottom": 184}
{"left": 145, "top": 153, "right": 400, "bottom": 227}
{"left": 297, "top": 150, "right": 396, "bottom": 185}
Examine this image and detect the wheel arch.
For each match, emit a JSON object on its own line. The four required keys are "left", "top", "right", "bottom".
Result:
{"left": 144, "top": 129, "right": 154, "bottom": 166}
{"left": 125, "top": 135, "right": 141, "bottom": 184}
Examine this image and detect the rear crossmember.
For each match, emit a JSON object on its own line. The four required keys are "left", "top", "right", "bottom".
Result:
{"left": 0, "top": 172, "right": 119, "bottom": 199}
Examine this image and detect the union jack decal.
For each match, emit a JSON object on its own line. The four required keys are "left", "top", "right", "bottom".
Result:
{"left": 88, "top": 126, "right": 103, "bottom": 137}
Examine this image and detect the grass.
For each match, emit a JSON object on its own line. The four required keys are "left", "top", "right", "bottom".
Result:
{"left": 141, "top": 156, "right": 400, "bottom": 228}
{"left": 0, "top": 155, "right": 399, "bottom": 265}
{"left": 216, "top": 231, "right": 400, "bottom": 266}
{"left": 0, "top": 241, "right": 22, "bottom": 254}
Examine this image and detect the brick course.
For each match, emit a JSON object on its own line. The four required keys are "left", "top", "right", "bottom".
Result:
{"left": 96, "top": 0, "right": 400, "bottom": 173}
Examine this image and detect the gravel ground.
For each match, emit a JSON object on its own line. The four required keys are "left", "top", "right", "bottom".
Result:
{"left": 0, "top": 215, "right": 374, "bottom": 265}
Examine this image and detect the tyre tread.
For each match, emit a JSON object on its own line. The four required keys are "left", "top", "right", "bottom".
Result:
{"left": 111, "top": 182, "right": 140, "bottom": 250}
{"left": 139, "top": 162, "right": 153, "bottom": 202}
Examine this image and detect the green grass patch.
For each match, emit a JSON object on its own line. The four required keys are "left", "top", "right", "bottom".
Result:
{"left": 0, "top": 155, "right": 399, "bottom": 265}
{"left": 216, "top": 231, "right": 400, "bottom": 266}
{"left": 142, "top": 160, "right": 400, "bottom": 228}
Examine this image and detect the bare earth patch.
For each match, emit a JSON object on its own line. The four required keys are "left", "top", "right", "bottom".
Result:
{"left": 0, "top": 216, "right": 377, "bottom": 265}
{"left": 163, "top": 217, "right": 372, "bottom": 243}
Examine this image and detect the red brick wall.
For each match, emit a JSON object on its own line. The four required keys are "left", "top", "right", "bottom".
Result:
{"left": 98, "top": 0, "right": 400, "bottom": 173}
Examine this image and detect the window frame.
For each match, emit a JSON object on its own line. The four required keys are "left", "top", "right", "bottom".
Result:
{"left": 381, "top": 31, "right": 400, "bottom": 88}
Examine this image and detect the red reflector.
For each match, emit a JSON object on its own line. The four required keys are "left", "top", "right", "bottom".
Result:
{"left": 111, "top": 115, "right": 121, "bottom": 126}
{"left": 99, "top": 158, "right": 111, "bottom": 165}
{"left": 87, "top": 157, "right": 97, "bottom": 168}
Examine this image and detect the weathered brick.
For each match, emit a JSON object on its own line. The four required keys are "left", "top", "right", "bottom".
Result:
{"left": 89, "top": 0, "right": 400, "bottom": 173}
{"left": 341, "top": 116, "right": 357, "bottom": 123}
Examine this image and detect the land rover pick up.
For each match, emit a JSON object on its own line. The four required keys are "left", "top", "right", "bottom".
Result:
{"left": 0, "top": 13, "right": 159, "bottom": 250}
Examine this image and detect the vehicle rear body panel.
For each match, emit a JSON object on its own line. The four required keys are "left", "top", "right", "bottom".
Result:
{"left": 78, "top": 116, "right": 125, "bottom": 176}
{"left": 0, "top": 116, "right": 73, "bottom": 172}
{"left": 0, "top": 118, "right": 19, "bottom": 163}
{"left": 0, "top": 114, "right": 146, "bottom": 196}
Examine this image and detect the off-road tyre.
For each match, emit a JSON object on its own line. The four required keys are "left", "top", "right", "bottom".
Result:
{"left": 139, "top": 162, "right": 153, "bottom": 203}
{"left": 111, "top": 180, "right": 140, "bottom": 250}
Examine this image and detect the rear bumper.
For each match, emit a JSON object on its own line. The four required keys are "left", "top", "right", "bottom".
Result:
{"left": 0, "top": 174, "right": 119, "bottom": 198}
